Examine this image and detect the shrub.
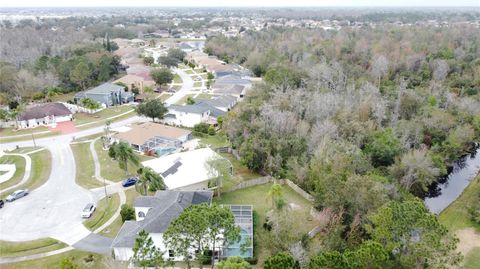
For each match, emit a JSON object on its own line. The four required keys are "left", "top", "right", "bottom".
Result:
{"left": 194, "top": 122, "right": 210, "bottom": 134}
{"left": 208, "top": 126, "right": 216, "bottom": 135}
{"left": 120, "top": 204, "right": 135, "bottom": 222}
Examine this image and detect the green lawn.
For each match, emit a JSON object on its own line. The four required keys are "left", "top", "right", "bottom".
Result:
{"left": 184, "top": 69, "right": 194, "bottom": 75}
{"left": 194, "top": 68, "right": 205, "bottom": 73}
{"left": 193, "top": 81, "right": 203, "bottom": 87}
{"left": 158, "top": 93, "right": 173, "bottom": 102}
{"left": 195, "top": 93, "right": 213, "bottom": 100}
{"left": 464, "top": 247, "right": 480, "bottom": 269}
{"left": 95, "top": 139, "right": 138, "bottom": 182}
{"left": 1, "top": 149, "right": 52, "bottom": 200}
{"left": 83, "top": 193, "right": 120, "bottom": 231}
{"left": 200, "top": 74, "right": 208, "bottom": 79}
{"left": 73, "top": 105, "right": 134, "bottom": 127}
{"left": 7, "top": 147, "right": 39, "bottom": 154}
{"left": 0, "top": 238, "right": 67, "bottom": 258}
{"left": 0, "top": 126, "right": 50, "bottom": 137}
{"left": 439, "top": 176, "right": 480, "bottom": 232}
{"left": 73, "top": 132, "right": 103, "bottom": 142}
{"left": 0, "top": 155, "right": 26, "bottom": 190}
{"left": 197, "top": 133, "right": 231, "bottom": 148}
{"left": 0, "top": 130, "right": 61, "bottom": 144}
{"left": 99, "top": 216, "right": 123, "bottom": 237}
{"left": 173, "top": 74, "right": 183, "bottom": 84}
{"left": 216, "top": 183, "right": 316, "bottom": 265}
{"left": 219, "top": 153, "right": 262, "bottom": 192}
{"left": 0, "top": 250, "right": 124, "bottom": 269}
{"left": 175, "top": 94, "right": 196, "bottom": 105}
{"left": 71, "top": 142, "right": 103, "bottom": 189}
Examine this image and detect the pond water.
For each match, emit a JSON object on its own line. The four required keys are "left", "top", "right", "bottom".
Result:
{"left": 424, "top": 144, "right": 480, "bottom": 214}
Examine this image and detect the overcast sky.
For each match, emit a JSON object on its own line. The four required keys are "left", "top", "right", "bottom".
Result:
{"left": 1, "top": 0, "right": 479, "bottom": 7}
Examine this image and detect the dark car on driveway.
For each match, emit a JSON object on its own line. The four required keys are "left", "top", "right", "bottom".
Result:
{"left": 122, "top": 177, "right": 138, "bottom": 187}
{"left": 0, "top": 200, "right": 4, "bottom": 208}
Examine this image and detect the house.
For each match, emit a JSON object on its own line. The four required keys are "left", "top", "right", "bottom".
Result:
{"left": 129, "top": 38, "right": 146, "bottom": 47}
{"left": 163, "top": 102, "right": 226, "bottom": 127}
{"left": 199, "top": 95, "right": 238, "bottom": 112}
{"left": 213, "top": 84, "right": 247, "bottom": 98}
{"left": 75, "top": 83, "right": 134, "bottom": 107}
{"left": 111, "top": 190, "right": 214, "bottom": 261}
{"left": 16, "top": 103, "right": 72, "bottom": 129}
{"left": 113, "top": 74, "right": 155, "bottom": 93}
{"left": 112, "top": 122, "right": 192, "bottom": 156}
{"left": 141, "top": 147, "right": 229, "bottom": 190}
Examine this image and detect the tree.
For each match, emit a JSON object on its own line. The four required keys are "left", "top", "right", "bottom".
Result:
{"left": 206, "top": 156, "right": 232, "bottom": 198}
{"left": 168, "top": 48, "right": 186, "bottom": 61}
{"left": 216, "top": 256, "right": 252, "bottom": 269}
{"left": 136, "top": 99, "right": 168, "bottom": 122}
{"left": 120, "top": 204, "right": 135, "bottom": 222}
{"left": 364, "top": 129, "right": 401, "bottom": 167}
{"left": 163, "top": 203, "right": 240, "bottom": 268}
{"left": 194, "top": 122, "right": 210, "bottom": 134}
{"left": 136, "top": 166, "right": 165, "bottom": 196}
{"left": 80, "top": 97, "right": 101, "bottom": 112}
{"left": 151, "top": 68, "right": 174, "bottom": 86}
{"left": 70, "top": 61, "right": 90, "bottom": 90}
{"left": 186, "top": 96, "right": 196, "bottom": 105}
{"left": 143, "top": 56, "right": 154, "bottom": 66}
{"left": 264, "top": 252, "right": 300, "bottom": 269}
{"left": 371, "top": 55, "right": 388, "bottom": 87}
{"left": 132, "top": 230, "right": 166, "bottom": 269}
{"left": 108, "top": 141, "right": 140, "bottom": 175}
{"left": 365, "top": 199, "right": 462, "bottom": 269}
{"left": 59, "top": 257, "right": 79, "bottom": 269}
{"left": 158, "top": 56, "right": 179, "bottom": 68}
{"left": 267, "top": 183, "right": 284, "bottom": 210}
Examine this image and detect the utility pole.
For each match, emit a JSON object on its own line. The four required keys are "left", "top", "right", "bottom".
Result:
{"left": 31, "top": 133, "right": 36, "bottom": 147}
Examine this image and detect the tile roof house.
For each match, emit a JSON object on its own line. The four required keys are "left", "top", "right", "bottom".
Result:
{"left": 112, "top": 122, "right": 192, "bottom": 155}
{"left": 75, "top": 83, "right": 134, "bottom": 107}
{"left": 16, "top": 102, "right": 72, "bottom": 129}
{"left": 111, "top": 190, "right": 213, "bottom": 261}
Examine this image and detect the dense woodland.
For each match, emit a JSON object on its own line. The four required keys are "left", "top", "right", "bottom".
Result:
{"left": 206, "top": 25, "right": 480, "bottom": 268}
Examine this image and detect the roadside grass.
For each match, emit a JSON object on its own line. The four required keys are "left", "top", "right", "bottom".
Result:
{"left": 0, "top": 238, "right": 67, "bottom": 258}
{"left": 7, "top": 147, "right": 39, "bottom": 154}
{"left": 439, "top": 176, "right": 480, "bottom": 232}
{"left": 173, "top": 74, "right": 183, "bottom": 84}
{"left": 0, "top": 130, "right": 60, "bottom": 144}
{"left": 184, "top": 69, "right": 194, "bottom": 75}
{"left": 175, "top": 93, "right": 196, "bottom": 105}
{"left": 464, "top": 247, "right": 480, "bottom": 269}
{"left": 74, "top": 105, "right": 134, "bottom": 127}
{"left": 158, "top": 93, "right": 172, "bottom": 102}
{"left": 194, "top": 68, "right": 205, "bottom": 73}
{"left": 197, "top": 133, "right": 231, "bottom": 148}
{"left": 193, "top": 81, "right": 203, "bottom": 87}
{"left": 0, "top": 126, "right": 49, "bottom": 137}
{"left": 94, "top": 139, "right": 138, "bottom": 182}
{"left": 195, "top": 93, "right": 213, "bottom": 100}
{"left": 0, "top": 250, "right": 123, "bottom": 269}
{"left": 73, "top": 132, "right": 103, "bottom": 142}
{"left": 49, "top": 92, "right": 76, "bottom": 103}
{"left": 0, "top": 155, "right": 26, "bottom": 190}
{"left": 200, "top": 74, "right": 208, "bottom": 79}
{"left": 71, "top": 142, "right": 103, "bottom": 189}
{"left": 83, "top": 193, "right": 120, "bottom": 231}
{"left": 1, "top": 149, "right": 52, "bottom": 200}
{"left": 215, "top": 183, "right": 316, "bottom": 265}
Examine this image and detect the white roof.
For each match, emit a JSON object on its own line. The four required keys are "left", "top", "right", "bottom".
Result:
{"left": 141, "top": 147, "right": 220, "bottom": 190}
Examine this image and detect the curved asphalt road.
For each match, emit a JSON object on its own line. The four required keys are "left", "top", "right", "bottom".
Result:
{"left": 0, "top": 116, "right": 145, "bottom": 247}
{"left": 164, "top": 68, "right": 195, "bottom": 106}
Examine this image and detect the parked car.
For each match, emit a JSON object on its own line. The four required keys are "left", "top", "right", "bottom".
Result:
{"left": 81, "top": 203, "right": 96, "bottom": 218}
{"left": 122, "top": 177, "right": 138, "bottom": 187}
{"left": 6, "top": 189, "right": 29, "bottom": 202}
{"left": 0, "top": 200, "right": 4, "bottom": 208}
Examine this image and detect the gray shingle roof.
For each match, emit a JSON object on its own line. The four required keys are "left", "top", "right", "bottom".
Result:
{"left": 112, "top": 190, "right": 213, "bottom": 248}
{"left": 200, "top": 95, "right": 237, "bottom": 109}
{"left": 18, "top": 103, "right": 71, "bottom": 121}
{"left": 85, "top": 83, "right": 125, "bottom": 95}
{"left": 169, "top": 103, "right": 226, "bottom": 118}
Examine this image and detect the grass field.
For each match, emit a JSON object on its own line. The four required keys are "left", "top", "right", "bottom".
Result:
{"left": 184, "top": 69, "right": 194, "bottom": 75}
{"left": 219, "top": 153, "right": 262, "bottom": 192}
{"left": 158, "top": 93, "right": 173, "bottom": 102}
{"left": 74, "top": 106, "right": 134, "bottom": 127}
{"left": 193, "top": 81, "right": 203, "bottom": 87}
{"left": 195, "top": 93, "right": 213, "bottom": 100}
{"left": 7, "top": 147, "right": 39, "bottom": 154}
{"left": 0, "top": 130, "right": 60, "bottom": 144}
{"left": 197, "top": 133, "right": 231, "bottom": 148}
{"left": 83, "top": 193, "right": 120, "bottom": 231}
{"left": 0, "top": 126, "right": 49, "bottom": 137}
{"left": 0, "top": 250, "right": 124, "bottom": 269}
{"left": 439, "top": 176, "right": 480, "bottom": 232}
{"left": 1, "top": 149, "right": 52, "bottom": 200}
{"left": 0, "top": 155, "right": 26, "bottom": 190}
{"left": 215, "top": 183, "right": 316, "bottom": 265}
{"left": 71, "top": 142, "right": 103, "bottom": 189}
{"left": 175, "top": 93, "right": 196, "bottom": 105}
{"left": 173, "top": 74, "right": 183, "bottom": 84}
{"left": 0, "top": 238, "right": 67, "bottom": 258}
{"left": 464, "top": 247, "right": 480, "bottom": 269}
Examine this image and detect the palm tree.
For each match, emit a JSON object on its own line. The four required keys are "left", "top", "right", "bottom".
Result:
{"left": 136, "top": 166, "right": 166, "bottom": 196}
{"left": 109, "top": 141, "right": 140, "bottom": 176}
{"left": 267, "top": 183, "right": 284, "bottom": 210}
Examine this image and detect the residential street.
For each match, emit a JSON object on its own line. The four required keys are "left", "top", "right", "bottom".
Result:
{"left": 0, "top": 116, "right": 146, "bottom": 247}
{"left": 164, "top": 68, "right": 195, "bottom": 106}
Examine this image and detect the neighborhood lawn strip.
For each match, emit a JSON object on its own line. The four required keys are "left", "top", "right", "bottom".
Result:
{"left": 0, "top": 238, "right": 67, "bottom": 259}
{"left": 70, "top": 142, "right": 102, "bottom": 189}
{"left": 0, "top": 155, "right": 26, "bottom": 190}
{"left": 83, "top": 193, "right": 120, "bottom": 231}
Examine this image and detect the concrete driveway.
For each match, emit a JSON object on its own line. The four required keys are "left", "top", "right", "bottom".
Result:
{"left": 0, "top": 116, "right": 146, "bottom": 246}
